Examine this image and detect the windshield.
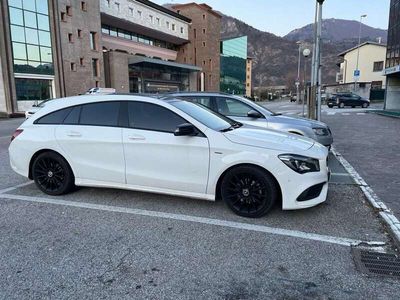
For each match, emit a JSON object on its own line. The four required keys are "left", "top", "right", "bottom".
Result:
{"left": 170, "top": 100, "right": 238, "bottom": 131}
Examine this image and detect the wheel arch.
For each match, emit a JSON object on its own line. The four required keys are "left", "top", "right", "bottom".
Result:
{"left": 215, "top": 163, "right": 282, "bottom": 203}
{"left": 28, "top": 149, "right": 72, "bottom": 180}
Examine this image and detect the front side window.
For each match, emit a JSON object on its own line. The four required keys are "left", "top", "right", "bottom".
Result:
{"left": 128, "top": 102, "right": 186, "bottom": 133}
{"left": 215, "top": 97, "right": 253, "bottom": 117}
{"left": 80, "top": 102, "right": 120, "bottom": 126}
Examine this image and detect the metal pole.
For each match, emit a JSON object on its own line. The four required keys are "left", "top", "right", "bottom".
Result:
{"left": 355, "top": 15, "right": 366, "bottom": 91}
{"left": 296, "top": 42, "right": 301, "bottom": 103}
{"left": 303, "top": 57, "right": 307, "bottom": 117}
{"left": 308, "top": 2, "right": 319, "bottom": 119}
{"left": 316, "top": 2, "right": 323, "bottom": 121}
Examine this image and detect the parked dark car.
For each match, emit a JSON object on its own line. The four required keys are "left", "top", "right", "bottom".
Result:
{"left": 327, "top": 93, "right": 370, "bottom": 108}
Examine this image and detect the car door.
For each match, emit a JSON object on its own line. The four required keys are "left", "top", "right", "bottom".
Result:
{"left": 55, "top": 101, "right": 125, "bottom": 184}
{"left": 214, "top": 96, "right": 268, "bottom": 128}
{"left": 122, "top": 101, "right": 209, "bottom": 194}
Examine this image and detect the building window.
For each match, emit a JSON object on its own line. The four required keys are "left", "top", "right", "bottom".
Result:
{"left": 66, "top": 6, "right": 72, "bottom": 16}
{"left": 90, "top": 32, "right": 97, "bottom": 50}
{"left": 202, "top": 41, "right": 206, "bottom": 47}
{"left": 194, "top": 28, "right": 196, "bottom": 38}
{"left": 68, "top": 33, "right": 73, "bottom": 43}
{"left": 129, "top": 7, "right": 133, "bottom": 16}
{"left": 180, "top": 27, "right": 184, "bottom": 34}
{"left": 80, "top": 57, "right": 84, "bottom": 66}
{"left": 209, "top": 59, "right": 212, "bottom": 71}
{"left": 202, "top": 14, "right": 206, "bottom": 20}
{"left": 61, "top": 12, "right": 66, "bottom": 21}
{"left": 203, "top": 28, "right": 206, "bottom": 34}
{"left": 81, "top": 2, "right": 87, "bottom": 11}
{"left": 95, "top": 80, "right": 100, "bottom": 87}
{"left": 92, "top": 58, "right": 99, "bottom": 77}
{"left": 166, "top": 21, "right": 170, "bottom": 29}
{"left": 70, "top": 62, "right": 76, "bottom": 71}
{"left": 172, "top": 24, "right": 176, "bottom": 31}
{"left": 77, "top": 29, "right": 82, "bottom": 38}
{"left": 203, "top": 60, "right": 206, "bottom": 65}
{"left": 156, "top": 17, "right": 160, "bottom": 25}
{"left": 373, "top": 61, "right": 384, "bottom": 72}
{"left": 137, "top": 10, "right": 142, "bottom": 18}
{"left": 149, "top": 15, "right": 153, "bottom": 23}
{"left": 115, "top": 2, "right": 120, "bottom": 12}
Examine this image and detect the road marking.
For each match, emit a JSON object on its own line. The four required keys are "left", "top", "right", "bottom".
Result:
{"left": 0, "top": 181, "right": 33, "bottom": 194}
{"left": 357, "top": 113, "right": 366, "bottom": 115}
{"left": 342, "top": 113, "right": 350, "bottom": 116}
{"left": 326, "top": 112, "right": 336, "bottom": 115}
{"left": 0, "top": 193, "right": 385, "bottom": 247}
{"left": 330, "top": 173, "right": 352, "bottom": 177}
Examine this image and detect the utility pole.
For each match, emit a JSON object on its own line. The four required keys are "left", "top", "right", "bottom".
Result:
{"left": 303, "top": 48, "right": 311, "bottom": 117}
{"left": 354, "top": 14, "right": 367, "bottom": 91}
{"left": 309, "top": 0, "right": 324, "bottom": 120}
{"left": 296, "top": 41, "right": 302, "bottom": 103}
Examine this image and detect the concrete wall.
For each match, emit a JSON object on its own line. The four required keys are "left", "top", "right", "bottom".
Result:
{"left": 173, "top": 4, "right": 221, "bottom": 92}
{"left": 339, "top": 44, "right": 386, "bottom": 85}
{"left": 100, "top": 0, "right": 189, "bottom": 40}
{"left": 58, "top": 0, "right": 104, "bottom": 96}
{"left": 0, "top": 55, "right": 6, "bottom": 115}
{"left": 385, "top": 75, "right": 400, "bottom": 110}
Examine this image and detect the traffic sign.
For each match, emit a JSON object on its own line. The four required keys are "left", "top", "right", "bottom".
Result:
{"left": 354, "top": 70, "right": 360, "bottom": 77}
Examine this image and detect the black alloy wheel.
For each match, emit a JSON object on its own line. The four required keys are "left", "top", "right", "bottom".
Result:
{"left": 221, "top": 166, "right": 278, "bottom": 218}
{"left": 362, "top": 102, "right": 368, "bottom": 108}
{"left": 32, "top": 152, "right": 74, "bottom": 195}
{"left": 339, "top": 102, "right": 345, "bottom": 108}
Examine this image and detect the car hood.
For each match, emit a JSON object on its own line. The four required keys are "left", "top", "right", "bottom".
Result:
{"left": 271, "top": 114, "right": 327, "bottom": 128}
{"left": 223, "top": 126, "right": 315, "bottom": 152}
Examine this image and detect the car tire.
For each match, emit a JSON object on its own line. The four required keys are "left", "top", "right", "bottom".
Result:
{"left": 339, "top": 102, "right": 345, "bottom": 108}
{"left": 362, "top": 103, "right": 368, "bottom": 108}
{"left": 32, "top": 152, "right": 75, "bottom": 196}
{"left": 351, "top": 106, "right": 355, "bottom": 108}
{"left": 328, "top": 105, "right": 333, "bottom": 108}
{"left": 221, "top": 166, "right": 278, "bottom": 218}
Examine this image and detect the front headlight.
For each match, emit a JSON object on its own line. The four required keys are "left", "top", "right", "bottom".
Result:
{"left": 278, "top": 154, "right": 320, "bottom": 174}
{"left": 313, "top": 127, "right": 328, "bottom": 136}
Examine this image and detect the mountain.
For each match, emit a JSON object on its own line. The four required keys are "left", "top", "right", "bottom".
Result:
{"left": 221, "top": 16, "right": 388, "bottom": 88}
{"left": 285, "top": 18, "right": 387, "bottom": 43}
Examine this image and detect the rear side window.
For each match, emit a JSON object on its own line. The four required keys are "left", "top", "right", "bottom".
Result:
{"left": 215, "top": 97, "right": 252, "bottom": 117}
{"left": 185, "top": 96, "right": 212, "bottom": 108}
{"left": 63, "top": 106, "right": 81, "bottom": 124}
{"left": 128, "top": 102, "right": 186, "bottom": 133}
{"left": 80, "top": 102, "right": 120, "bottom": 127}
{"left": 35, "top": 107, "right": 72, "bottom": 124}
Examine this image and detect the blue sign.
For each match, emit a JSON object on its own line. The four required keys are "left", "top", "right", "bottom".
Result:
{"left": 354, "top": 70, "right": 360, "bottom": 77}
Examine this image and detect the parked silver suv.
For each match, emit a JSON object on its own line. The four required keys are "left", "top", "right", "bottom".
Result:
{"left": 165, "top": 92, "right": 333, "bottom": 147}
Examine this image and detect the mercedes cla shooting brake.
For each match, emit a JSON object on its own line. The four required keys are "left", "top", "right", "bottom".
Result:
{"left": 9, "top": 95, "right": 329, "bottom": 218}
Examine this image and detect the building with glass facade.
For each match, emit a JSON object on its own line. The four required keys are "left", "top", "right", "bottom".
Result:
{"left": 384, "top": 0, "right": 400, "bottom": 110}
{"left": 220, "top": 36, "right": 248, "bottom": 95}
{"left": 0, "top": 0, "right": 203, "bottom": 116}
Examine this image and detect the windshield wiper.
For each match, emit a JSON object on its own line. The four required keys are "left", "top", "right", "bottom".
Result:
{"left": 220, "top": 122, "right": 243, "bottom": 132}
{"left": 271, "top": 113, "right": 282, "bottom": 116}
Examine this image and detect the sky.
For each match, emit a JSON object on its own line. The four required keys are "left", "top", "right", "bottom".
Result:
{"left": 153, "top": 0, "right": 390, "bottom": 36}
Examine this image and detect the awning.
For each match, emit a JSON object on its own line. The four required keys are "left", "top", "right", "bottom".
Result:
{"left": 128, "top": 56, "right": 202, "bottom": 72}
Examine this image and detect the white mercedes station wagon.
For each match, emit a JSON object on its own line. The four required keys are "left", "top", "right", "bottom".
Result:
{"left": 9, "top": 95, "right": 329, "bottom": 218}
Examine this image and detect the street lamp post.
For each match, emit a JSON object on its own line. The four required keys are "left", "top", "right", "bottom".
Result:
{"left": 296, "top": 41, "right": 302, "bottom": 103}
{"left": 302, "top": 48, "right": 311, "bottom": 117}
{"left": 355, "top": 14, "right": 367, "bottom": 90}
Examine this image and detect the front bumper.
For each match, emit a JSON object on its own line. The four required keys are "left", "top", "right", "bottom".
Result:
{"left": 280, "top": 157, "right": 329, "bottom": 210}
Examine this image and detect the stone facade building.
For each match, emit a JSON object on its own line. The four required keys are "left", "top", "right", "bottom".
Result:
{"left": 170, "top": 3, "right": 221, "bottom": 92}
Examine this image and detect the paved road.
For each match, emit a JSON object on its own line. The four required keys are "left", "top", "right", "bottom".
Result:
{"left": 1, "top": 117, "right": 400, "bottom": 299}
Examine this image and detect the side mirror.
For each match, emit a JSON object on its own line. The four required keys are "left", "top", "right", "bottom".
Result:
{"left": 174, "top": 123, "right": 197, "bottom": 136}
{"left": 247, "top": 110, "right": 263, "bottom": 118}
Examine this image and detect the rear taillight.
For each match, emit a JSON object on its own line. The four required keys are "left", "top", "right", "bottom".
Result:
{"left": 11, "top": 129, "right": 23, "bottom": 142}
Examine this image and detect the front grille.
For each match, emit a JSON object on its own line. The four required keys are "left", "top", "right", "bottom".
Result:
{"left": 297, "top": 182, "right": 325, "bottom": 202}
{"left": 352, "top": 248, "right": 400, "bottom": 278}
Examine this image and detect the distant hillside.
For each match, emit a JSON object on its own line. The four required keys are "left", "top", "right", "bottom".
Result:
{"left": 285, "top": 18, "right": 387, "bottom": 43}
{"left": 221, "top": 16, "right": 388, "bottom": 88}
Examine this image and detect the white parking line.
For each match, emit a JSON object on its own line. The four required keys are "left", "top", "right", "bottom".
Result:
{"left": 326, "top": 112, "right": 336, "bottom": 115}
{"left": 357, "top": 113, "right": 366, "bottom": 115}
{"left": 342, "top": 113, "right": 350, "bottom": 116}
{"left": 0, "top": 193, "right": 385, "bottom": 247}
{"left": 0, "top": 181, "right": 33, "bottom": 194}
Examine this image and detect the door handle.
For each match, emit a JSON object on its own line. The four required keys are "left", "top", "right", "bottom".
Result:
{"left": 128, "top": 135, "right": 145, "bottom": 141}
{"left": 67, "top": 131, "right": 82, "bottom": 137}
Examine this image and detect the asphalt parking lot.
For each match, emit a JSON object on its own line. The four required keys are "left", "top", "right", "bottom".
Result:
{"left": 1, "top": 117, "right": 400, "bottom": 299}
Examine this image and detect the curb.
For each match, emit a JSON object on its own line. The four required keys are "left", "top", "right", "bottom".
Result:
{"left": 331, "top": 146, "right": 400, "bottom": 248}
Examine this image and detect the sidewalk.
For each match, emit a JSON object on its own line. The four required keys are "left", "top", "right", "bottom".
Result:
{"left": 323, "top": 112, "right": 400, "bottom": 218}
